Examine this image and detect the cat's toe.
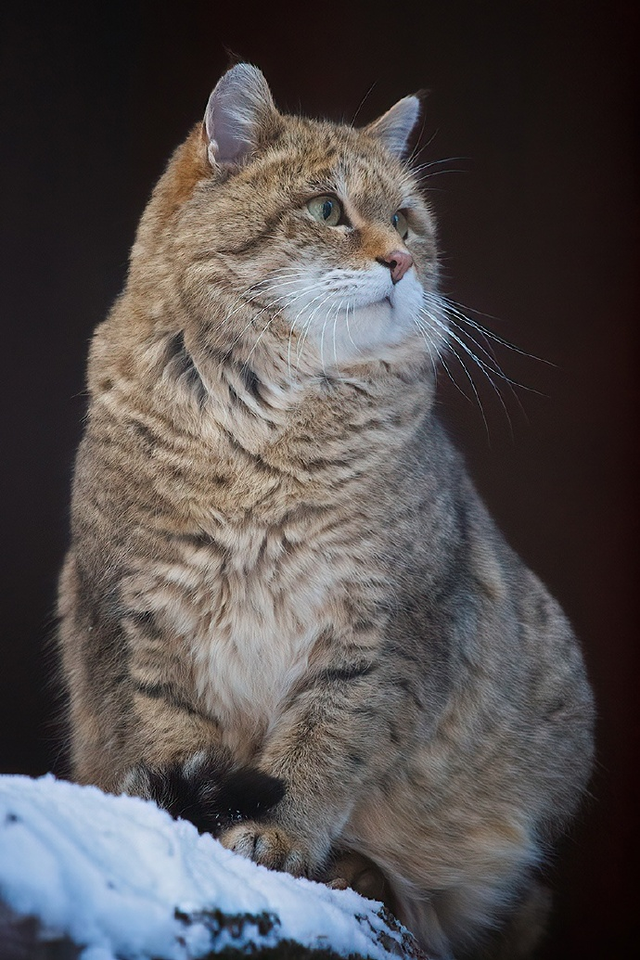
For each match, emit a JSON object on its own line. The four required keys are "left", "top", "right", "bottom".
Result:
{"left": 325, "top": 877, "right": 349, "bottom": 890}
{"left": 220, "top": 822, "right": 311, "bottom": 877}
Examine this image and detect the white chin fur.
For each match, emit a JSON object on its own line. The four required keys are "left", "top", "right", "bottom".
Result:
{"left": 271, "top": 265, "right": 440, "bottom": 370}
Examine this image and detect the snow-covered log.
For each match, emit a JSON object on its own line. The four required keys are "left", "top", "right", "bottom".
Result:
{"left": 0, "top": 775, "right": 428, "bottom": 960}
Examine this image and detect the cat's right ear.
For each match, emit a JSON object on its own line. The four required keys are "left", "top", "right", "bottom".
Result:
{"left": 203, "top": 63, "right": 279, "bottom": 168}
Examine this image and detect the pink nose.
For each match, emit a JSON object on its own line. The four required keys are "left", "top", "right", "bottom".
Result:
{"left": 378, "top": 249, "right": 413, "bottom": 284}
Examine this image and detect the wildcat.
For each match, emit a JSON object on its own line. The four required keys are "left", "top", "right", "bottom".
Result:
{"left": 57, "top": 63, "right": 594, "bottom": 959}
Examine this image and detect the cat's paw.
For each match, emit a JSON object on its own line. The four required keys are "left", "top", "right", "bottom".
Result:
{"left": 220, "top": 821, "right": 315, "bottom": 877}
{"left": 323, "top": 850, "right": 389, "bottom": 901}
{"left": 120, "top": 752, "right": 284, "bottom": 837}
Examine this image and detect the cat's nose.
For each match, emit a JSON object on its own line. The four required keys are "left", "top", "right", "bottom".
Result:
{"left": 377, "top": 250, "right": 413, "bottom": 284}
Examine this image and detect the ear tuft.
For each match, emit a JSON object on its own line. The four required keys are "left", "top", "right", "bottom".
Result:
{"left": 365, "top": 95, "right": 422, "bottom": 159}
{"left": 204, "top": 63, "right": 277, "bottom": 168}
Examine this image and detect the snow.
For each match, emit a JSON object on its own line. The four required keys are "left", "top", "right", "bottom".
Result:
{"left": 0, "top": 774, "right": 411, "bottom": 960}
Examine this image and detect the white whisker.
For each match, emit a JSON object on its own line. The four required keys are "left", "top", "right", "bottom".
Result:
{"left": 411, "top": 316, "right": 439, "bottom": 385}
{"left": 419, "top": 312, "right": 492, "bottom": 437}
{"left": 345, "top": 302, "right": 358, "bottom": 354}
{"left": 332, "top": 297, "right": 346, "bottom": 372}
{"left": 421, "top": 306, "right": 511, "bottom": 438}
{"left": 424, "top": 291, "right": 552, "bottom": 367}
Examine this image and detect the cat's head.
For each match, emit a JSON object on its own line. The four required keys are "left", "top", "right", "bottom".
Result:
{"left": 138, "top": 64, "right": 443, "bottom": 378}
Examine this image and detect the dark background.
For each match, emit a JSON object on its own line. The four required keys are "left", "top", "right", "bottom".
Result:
{"left": 1, "top": 1, "right": 637, "bottom": 956}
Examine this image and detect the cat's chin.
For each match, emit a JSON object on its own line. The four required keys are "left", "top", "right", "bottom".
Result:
{"left": 345, "top": 298, "right": 416, "bottom": 348}
{"left": 298, "top": 302, "right": 433, "bottom": 372}
{"left": 281, "top": 274, "right": 442, "bottom": 371}
{"left": 306, "top": 293, "right": 442, "bottom": 370}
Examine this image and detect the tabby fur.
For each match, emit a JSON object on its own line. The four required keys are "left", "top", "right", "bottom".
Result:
{"left": 57, "top": 64, "right": 594, "bottom": 959}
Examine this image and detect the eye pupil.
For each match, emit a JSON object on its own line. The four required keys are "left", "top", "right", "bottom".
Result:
{"left": 392, "top": 210, "right": 409, "bottom": 240}
{"left": 306, "top": 195, "right": 343, "bottom": 226}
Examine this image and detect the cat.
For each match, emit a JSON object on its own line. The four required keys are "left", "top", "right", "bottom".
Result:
{"left": 57, "top": 63, "right": 594, "bottom": 959}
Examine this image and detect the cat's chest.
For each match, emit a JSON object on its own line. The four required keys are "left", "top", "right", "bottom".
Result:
{"left": 171, "top": 520, "right": 347, "bottom": 741}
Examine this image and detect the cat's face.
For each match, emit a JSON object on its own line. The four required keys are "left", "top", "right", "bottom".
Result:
{"left": 172, "top": 66, "right": 442, "bottom": 376}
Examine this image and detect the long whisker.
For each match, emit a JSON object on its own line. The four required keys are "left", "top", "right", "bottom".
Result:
{"left": 413, "top": 315, "right": 480, "bottom": 417}
{"left": 295, "top": 315, "right": 314, "bottom": 373}
{"left": 298, "top": 287, "right": 333, "bottom": 359}
{"left": 420, "top": 311, "right": 493, "bottom": 439}
{"left": 409, "top": 157, "right": 472, "bottom": 182}
{"left": 332, "top": 297, "right": 346, "bottom": 372}
{"left": 412, "top": 156, "right": 472, "bottom": 172}
{"left": 424, "top": 291, "right": 553, "bottom": 366}
{"left": 421, "top": 307, "right": 513, "bottom": 438}
{"left": 411, "top": 316, "right": 439, "bottom": 385}
{"left": 296, "top": 304, "right": 324, "bottom": 374}
{"left": 224, "top": 277, "right": 324, "bottom": 370}
{"left": 404, "top": 129, "right": 440, "bottom": 168}
{"left": 218, "top": 270, "right": 314, "bottom": 327}
{"left": 241, "top": 313, "right": 277, "bottom": 368}
{"left": 351, "top": 81, "right": 377, "bottom": 126}
{"left": 422, "top": 292, "right": 552, "bottom": 432}
{"left": 444, "top": 317, "right": 533, "bottom": 425}
{"left": 285, "top": 284, "right": 329, "bottom": 379}
{"left": 422, "top": 296, "right": 546, "bottom": 393}
{"left": 228, "top": 282, "right": 318, "bottom": 353}
{"left": 319, "top": 306, "right": 331, "bottom": 379}
{"left": 345, "top": 301, "right": 358, "bottom": 354}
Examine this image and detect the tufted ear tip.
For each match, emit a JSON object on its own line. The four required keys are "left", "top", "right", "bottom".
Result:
{"left": 365, "top": 93, "right": 424, "bottom": 159}
{"left": 204, "top": 63, "right": 278, "bottom": 168}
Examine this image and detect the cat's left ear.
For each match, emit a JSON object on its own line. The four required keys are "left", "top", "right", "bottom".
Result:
{"left": 365, "top": 95, "right": 422, "bottom": 159}
{"left": 203, "top": 63, "right": 279, "bottom": 168}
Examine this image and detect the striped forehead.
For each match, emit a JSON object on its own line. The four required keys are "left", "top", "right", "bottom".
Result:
{"left": 332, "top": 154, "right": 413, "bottom": 218}
{"left": 289, "top": 135, "right": 415, "bottom": 217}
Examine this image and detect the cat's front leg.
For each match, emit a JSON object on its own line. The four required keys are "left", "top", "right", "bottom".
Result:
{"left": 62, "top": 571, "right": 286, "bottom": 834}
{"left": 220, "top": 664, "right": 398, "bottom": 878}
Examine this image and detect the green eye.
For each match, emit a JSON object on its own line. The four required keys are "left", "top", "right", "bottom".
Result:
{"left": 392, "top": 210, "right": 409, "bottom": 240}
{"left": 307, "top": 195, "right": 343, "bottom": 227}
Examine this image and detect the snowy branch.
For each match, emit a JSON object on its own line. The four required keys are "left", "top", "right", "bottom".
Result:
{"left": 0, "top": 775, "right": 428, "bottom": 960}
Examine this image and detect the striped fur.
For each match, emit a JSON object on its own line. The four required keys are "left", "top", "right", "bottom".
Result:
{"left": 57, "top": 65, "right": 594, "bottom": 959}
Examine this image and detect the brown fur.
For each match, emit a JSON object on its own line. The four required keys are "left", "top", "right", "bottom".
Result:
{"left": 57, "top": 65, "right": 594, "bottom": 959}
